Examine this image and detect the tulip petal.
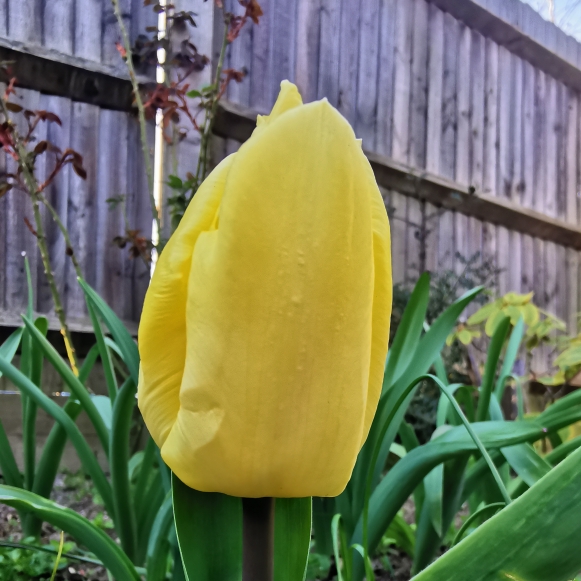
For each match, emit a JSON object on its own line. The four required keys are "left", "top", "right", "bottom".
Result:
{"left": 137, "top": 155, "right": 235, "bottom": 448}
{"left": 361, "top": 182, "right": 392, "bottom": 445}
{"left": 159, "top": 94, "right": 391, "bottom": 497}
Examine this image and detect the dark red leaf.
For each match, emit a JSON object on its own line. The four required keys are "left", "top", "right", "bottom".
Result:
{"left": 72, "top": 163, "right": 87, "bottom": 180}
{"left": 5, "top": 101, "right": 23, "bottom": 113}
{"left": 33, "top": 140, "right": 48, "bottom": 154}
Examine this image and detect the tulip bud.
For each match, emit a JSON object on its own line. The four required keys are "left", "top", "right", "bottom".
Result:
{"left": 138, "top": 81, "right": 392, "bottom": 498}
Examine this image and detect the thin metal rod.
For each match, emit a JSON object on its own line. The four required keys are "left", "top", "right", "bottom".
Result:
{"left": 242, "top": 497, "right": 275, "bottom": 581}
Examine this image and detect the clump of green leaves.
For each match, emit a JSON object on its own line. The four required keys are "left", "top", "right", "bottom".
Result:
{"left": 0, "top": 537, "right": 73, "bottom": 581}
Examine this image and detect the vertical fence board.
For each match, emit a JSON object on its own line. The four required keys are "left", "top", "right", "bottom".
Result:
{"left": 470, "top": 30, "right": 485, "bottom": 190}
{"left": 483, "top": 39, "right": 498, "bottom": 195}
{"left": 425, "top": 4, "right": 444, "bottom": 174}
{"left": 522, "top": 61, "right": 535, "bottom": 209}
{"left": 0, "top": 149, "right": 6, "bottom": 311}
{"left": 227, "top": 0, "right": 253, "bottom": 107}
{"left": 375, "top": 0, "right": 397, "bottom": 157}
{"left": 65, "top": 103, "right": 100, "bottom": 319}
{"left": 295, "top": 0, "right": 320, "bottom": 104}
{"left": 43, "top": 0, "right": 74, "bottom": 53}
{"left": 337, "top": 0, "right": 361, "bottom": 125}
{"left": 406, "top": 197, "right": 423, "bottom": 282}
{"left": 440, "top": 13, "right": 458, "bottom": 180}
{"left": 317, "top": 0, "right": 342, "bottom": 105}
{"left": 74, "top": 0, "right": 103, "bottom": 71}
{"left": 391, "top": 0, "right": 414, "bottom": 164}
{"left": 409, "top": 0, "right": 429, "bottom": 169}
{"left": 389, "top": 191, "right": 405, "bottom": 284}
{"left": 455, "top": 23, "right": 471, "bottom": 186}
{"left": 8, "top": 0, "right": 42, "bottom": 44}
{"left": 425, "top": 202, "right": 439, "bottom": 273}
{"left": 355, "top": 0, "right": 380, "bottom": 149}
{"left": 272, "top": 0, "right": 297, "bottom": 104}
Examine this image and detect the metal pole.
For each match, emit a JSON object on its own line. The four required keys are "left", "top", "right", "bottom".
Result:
{"left": 242, "top": 497, "right": 275, "bottom": 581}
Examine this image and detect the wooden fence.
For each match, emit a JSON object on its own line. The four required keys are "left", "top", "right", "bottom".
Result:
{"left": 0, "top": 0, "right": 158, "bottom": 333}
{"left": 212, "top": 0, "right": 581, "bottom": 349}
{"left": 2, "top": 0, "right": 581, "bottom": 350}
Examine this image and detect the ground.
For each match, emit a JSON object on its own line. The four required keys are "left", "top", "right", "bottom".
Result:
{"left": 0, "top": 473, "right": 419, "bottom": 581}
{"left": 0, "top": 473, "right": 110, "bottom": 581}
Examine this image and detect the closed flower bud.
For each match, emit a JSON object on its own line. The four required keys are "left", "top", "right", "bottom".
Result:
{"left": 138, "top": 81, "right": 392, "bottom": 498}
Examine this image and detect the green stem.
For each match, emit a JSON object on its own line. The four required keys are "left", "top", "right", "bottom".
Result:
{"left": 193, "top": 18, "right": 230, "bottom": 193}
{"left": 38, "top": 193, "right": 83, "bottom": 278}
{"left": 361, "top": 374, "right": 511, "bottom": 564}
{"left": 0, "top": 97, "right": 79, "bottom": 374}
{"left": 110, "top": 0, "right": 161, "bottom": 245}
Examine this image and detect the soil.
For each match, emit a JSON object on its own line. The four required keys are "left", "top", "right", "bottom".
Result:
{"left": 0, "top": 473, "right": 111, "bottom": 581}
{"left": 1, "top": 475, "right": 424, "bottom": 581}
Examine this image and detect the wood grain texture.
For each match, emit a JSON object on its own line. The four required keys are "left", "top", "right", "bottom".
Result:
{"left": 317, "top": 0, "right": 341, "bottom": 106}
{"left": 65, "top": 102, "right": 100, "bottom": 318}
{"left": 391, "top": 0, "right": 414, "bottom": 164}
{"left": 425, "top": 3, "right": 444, "bottom": 174}
{"left": 375, "top": 0, "right": 397, "bottom": 157}
{"left": 37, "top": 95, "right": 73, "bottom": 315}
{"left": 295, "top": 0, "right": 320, "bottom": 103}
{"left": 355, "top": 0, "right": 380, "bottom": 149}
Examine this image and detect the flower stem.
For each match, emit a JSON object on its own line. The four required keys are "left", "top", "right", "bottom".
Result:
{"left": 0, "top": 97, "right": 79, "bottom": 374}
{"left": 242, "top": 497, "right": 275, "bottom": 581}
{"left": 110, "top": 0, "right": 162, "bottom": 248}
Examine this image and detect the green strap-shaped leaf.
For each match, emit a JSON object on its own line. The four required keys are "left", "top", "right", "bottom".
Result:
{"left": 351, "top": 419, "right": 559, "bottom": 581}
{"left": 110, "top": 378, "right": 138, "bottom": 562}
{"left": 494, "top": 317, "right": 524, "bottom": 400}
{"left": 78, "top": 279, "right": 140, "bottom": 384}
{"left": 274, "top": 498, "right": 312, "bottom": 581}
{"left": 146, "top": 493, "right": 173, "bottom": 581}
{"left": 383, "top": 272, "right": 430, "bottom": 392}
{"left": 22, "top": 315, "right": 110, "bottom": 455}
{"left": 25, "top": 400, "right": 83, "bottom": 538}
{"left": 0, "top": 355, "right": 114, "bottom": 518}
{"left": 172, "top": 474, "right": 242, "bottom": 581}
{"left": 0, "top": 485, "right": 140, "bottom": 581}
{"left": 351, "top": 287, "right": 483, "bottom": 524}
{"left": 87, "top": 301, "right": 119, "bottom": 402}
{"left": 22, "top": 316, "right": 48, "bottom": 494}
{"left": 476, "top": 316, "right": 511, "bottom": 422}
{"left": 501, "top": 443, "right": 551, "bottom": 487}
{"left": 0, "top": 327, "right": 24, "bottom": 489}
{"left": 414, "top": 445, "right": 581, "bottom": 581}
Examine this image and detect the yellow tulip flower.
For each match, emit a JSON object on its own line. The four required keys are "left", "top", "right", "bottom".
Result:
{"left": 138, "top": 81, "right": 392, "bottom": 498}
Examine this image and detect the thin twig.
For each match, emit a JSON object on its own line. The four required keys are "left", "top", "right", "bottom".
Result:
{"left": 110, "top": 0, "right": 162, "bottom": 247}
{"left": 37, "top": 192, "right": 82, "bottom": 278}
{"left": 0, "top": 97, "right": 79, "bottom": 374}
{"left": 195, "top": 17, "right": 230, "bottom": 185}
